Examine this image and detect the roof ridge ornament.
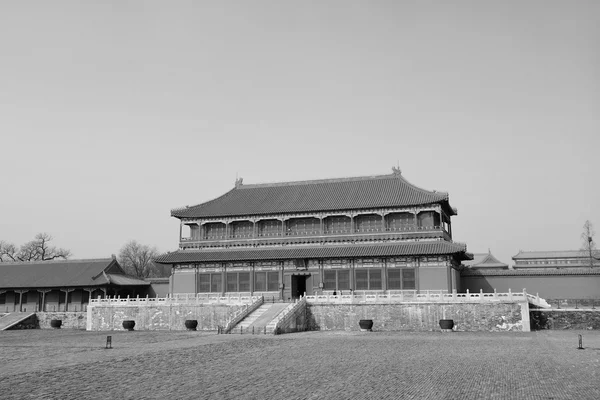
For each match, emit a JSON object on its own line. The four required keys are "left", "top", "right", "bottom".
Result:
{"left": 235, "top": 177, "right": 243, "bottom": 188}
{"left": 391, "top": 166, "right": 402, "bottom": 176}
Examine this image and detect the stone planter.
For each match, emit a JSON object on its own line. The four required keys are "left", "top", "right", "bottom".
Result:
{"left": 359, "top": 319, "right": 373, "bottom": 332}
{"left": 50, "top": 319, "right": 62, "bottom": 329}
{"left": 122, "top": 320, "right": 136, "bottom": 331}
{"left": 185, "top": 320, "right": 198, "bottom": 331}
{"left": 439, "top": 319, "right": 454, "bottom": 331}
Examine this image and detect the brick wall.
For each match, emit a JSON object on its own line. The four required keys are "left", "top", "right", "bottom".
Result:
{"left": 307, "top": 302, "right": 525, "bottom": 332}
{"left": 88, "top": 304, "right": 245, "bottom": 331}
{"left": 531, "top": 309, "right": 600, "bottom": 330}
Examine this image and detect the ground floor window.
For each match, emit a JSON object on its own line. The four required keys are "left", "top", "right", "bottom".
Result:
{"left": 198, "top": 273, "right": 223, "bottom": 293}
{"left": 387, "top": 268, "right": 416, "bottom": 290}
{"left": 227, "top": 272, "right": 250, "bottom": 292}
{"left": 355, "top": 269, "right": 382, "bottom": 290}
{"left": 254, "top": 271, "right": 279, "bottom": 292}
{"left": 323, "top": 270, "right": 350, "bottom": 290}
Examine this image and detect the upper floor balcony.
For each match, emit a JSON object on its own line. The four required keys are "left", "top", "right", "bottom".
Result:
{"left": 180, "top": 218, "right": 452, "bottom": 249}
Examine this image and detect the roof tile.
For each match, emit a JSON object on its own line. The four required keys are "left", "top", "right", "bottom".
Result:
{"left": 172, "top": 173, "right": 454, "bottom": 218}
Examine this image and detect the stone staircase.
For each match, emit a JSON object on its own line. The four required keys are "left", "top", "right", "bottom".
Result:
{"left": 236, "top": 303, "right": 290, "bottom": 333}
{"left": 0, "top": 312, "right": 36, "bottom": 330}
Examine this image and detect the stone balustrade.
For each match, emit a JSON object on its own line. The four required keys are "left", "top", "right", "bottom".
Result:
{"left": 89, "top": 294, "right": 262, "bottom": 306}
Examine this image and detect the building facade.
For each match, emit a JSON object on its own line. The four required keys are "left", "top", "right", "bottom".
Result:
{"left": 156, "top": 169, "right": 472, "bottom": 300}
{"left": 0, "top": 258, "right": 150, "bottom": 312}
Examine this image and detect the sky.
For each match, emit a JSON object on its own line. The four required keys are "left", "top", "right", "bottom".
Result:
{"left": 1, "top": 1, "right": 599, "bottom": 266}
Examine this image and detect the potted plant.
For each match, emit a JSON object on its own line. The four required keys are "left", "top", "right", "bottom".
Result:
{"left": 50, "top": 319, "right": 62, "bottom": 329}
{"left": 122, "top": 320, "right": 136, "bottom": 331}
{"left": 439, "top": 319, "right": 454, "bottom": 331}
{"left": 359, "top": 319, "right": 373, "bottom": 332}
{"left": 185, "top": 319, "right": 198, "bottom": 331}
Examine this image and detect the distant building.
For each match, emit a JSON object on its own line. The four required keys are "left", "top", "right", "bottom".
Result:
{"left": 462, "top": 250, "right": 508, "bottom": 270}
{"left": 512, "top": 250, "right": 598, "bottom": 269}
{"left": 0, "top": 258, "right": 150, "bottom": 312}
{"left": 461, "top": 250, "right": 600, "bottom": 299}
{"left": 156, "top": 169, "right": 472, "bottom": 299}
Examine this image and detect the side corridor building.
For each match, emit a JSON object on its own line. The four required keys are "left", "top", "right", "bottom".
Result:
{"left": 156, "top": 169, "right": 472, "bottom": 300}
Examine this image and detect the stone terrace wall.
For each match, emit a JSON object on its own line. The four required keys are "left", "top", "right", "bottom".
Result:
{"left": 38, "top": 312, "right": 87, "bottom": 329}
{"left": 531, "top": 309, "right": 600, "bottom": 330}
{"left": 307, "top": 302, "right": 526, "bottom": 332}
{"left": 88, "top": 304, "right": 245, "bottom": 331}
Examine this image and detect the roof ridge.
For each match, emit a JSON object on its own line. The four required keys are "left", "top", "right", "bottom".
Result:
{"left": 238, "top": 173, "right": 398, "bottom": 189}
{"left": 0, "top": 258, "right": 113, "bottom": 266}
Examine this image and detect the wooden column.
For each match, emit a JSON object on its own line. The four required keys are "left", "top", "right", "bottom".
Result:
{"left": 221, "top": 263, "right": 226, "bottom": 296}
{"left": 250, "top": 262, "right": 255, "bottom": 296}
{"left": 61, "top": 288, "right": 75, "bottom": 311}
{"left": 382, "top": 258, "right": 387, "bottom": 291}
{"left": 16, "top": 290, "right": 25, "bottom": 312}
{"left": 38, "top": 289, "right": 52, "bottom": 312}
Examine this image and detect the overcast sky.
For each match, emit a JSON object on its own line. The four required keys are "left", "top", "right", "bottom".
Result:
{"left": 1, "top": 1, "right": 598, "bottom": 266}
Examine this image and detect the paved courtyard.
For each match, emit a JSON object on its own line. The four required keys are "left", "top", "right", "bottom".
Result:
{"left": 1, "top": 329, "right": 599, "bottom": 399}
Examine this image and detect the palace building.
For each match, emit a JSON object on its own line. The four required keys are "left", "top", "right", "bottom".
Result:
{"left": 155, "top": 169, "right": 472, "bottom": 300}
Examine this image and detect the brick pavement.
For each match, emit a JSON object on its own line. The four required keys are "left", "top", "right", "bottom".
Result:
{"left": 1, "top": 329, "right": 599, "bottom": 399}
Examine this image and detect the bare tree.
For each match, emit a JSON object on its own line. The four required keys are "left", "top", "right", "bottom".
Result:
{"left": 118, "top": 240, "right": 162, "bottom": 278}
{"left": 0, "top": 241, "right": 19, "bottom": 262}
{"left": 0, "top": 233, "right": 71, "bottom": 262}
{"left": 580, "top": 220, "right": 597, "bottom": 267}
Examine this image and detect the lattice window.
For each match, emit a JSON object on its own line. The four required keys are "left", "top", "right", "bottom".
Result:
{"left": 387, "top": 268, "right": 415, "bottom": 290}
{"left": 231, "top": 221, "right": 253, "bottom": 238}
{"left": 324, "top": 216, "right": 351, "bottom": 233}
{"left": 386, "top": 213, "right": 414, "bottom": 231}
{"left": 355, "top": 269, "right": 382, "bottom": 290}
{"left": 198, "top": 273, "right": 222, "bottom": 293}
{"left": 204, "top": 223, "right": 226, "bottom": 239}
{"left": 355, "top": 214, "right": 383, "bottom": 233}
{"left": 286, "top": 218, "right": 320, "bottom": 235}
{"left": 258, "top": 220, "right": 282, "bottom": 237}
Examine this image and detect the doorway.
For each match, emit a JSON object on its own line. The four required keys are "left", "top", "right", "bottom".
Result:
{"left": 291, "top": 275, "right": 309, "bottom": 299}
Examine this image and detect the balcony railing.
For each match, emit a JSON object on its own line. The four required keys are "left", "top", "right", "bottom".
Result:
{"left": 181, "top": 225, "right": 448, "bottom": 243}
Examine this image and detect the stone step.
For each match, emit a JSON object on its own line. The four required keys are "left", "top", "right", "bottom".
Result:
{"left": 235, "top": 303, "right": 290, "bottom": 332}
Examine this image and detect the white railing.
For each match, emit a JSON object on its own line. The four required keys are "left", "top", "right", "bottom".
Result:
{"left": 271, "top": 297, "right": 307, "bottom": 334}
{"left": 90, "top": 293, "right": 262, "bottom": 306}
{"left": 305, "top": 289, "right": 538, "bottom": 304}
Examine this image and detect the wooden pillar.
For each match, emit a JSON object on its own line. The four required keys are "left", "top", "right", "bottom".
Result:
{"left": 350, "top": 259, "right": 355, "bottom": 291}
{"left": 382, "top": 258, "right": 387, "bottom": 291}
{"left": 319, "top": 217, "right": 324, "bottom": 235}
{"left": 280, "top": 261, "right": 285, "bottom": 300}
{"left": 194, "top": 265, "right": 198, "bottom": 294}
{"left": 179, "top": 222, "right": 183, "bottom": 242}
{"left": 250, "top": 262, "right": 255, "bottom": 296}
{"left": 38, "top": 289, "right": 51, "bottom": 312}
{"left": 61, "top": 288, "right": 75, "bottom": 311}
{"left": 281, "top": 219, "right": 286, "bottom": 236}
{"left": 221, "top": 263, "right": 226, "bottom": 296}
{"left": 381, "top": 213, "right": 386, "bottom": 232}
{"left": 224, "top": 221, "right": 229, "bottom": 239}
{"left": 252, "top": 220, "right": 257, "bottom": 238}
{"left": 17, "top": 290, "right": 25, "bottom": 312}
{"left": 350, "top": 216, "right": 355, "bottom": 233}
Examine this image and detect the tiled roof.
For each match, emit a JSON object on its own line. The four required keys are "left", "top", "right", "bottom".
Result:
{"left": 461, "top": 268, "right": 600, "bottom": 277}
{"left": 105, "top": 274, "right": 151, "bottom": 286}
{"left": 463, "top": 251, "right": 508, "bottom": 269}
{"left": 155, "top": 241, "right": 471, "bottom": 264}
{"left": 172, "top": 172, "right": 455, "bottom": 219}
{"left": 512, "top": 250, "right": 595, "bottom": 260}
{"left": 0, "top": 258, "right": 149, "bottom": 289}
